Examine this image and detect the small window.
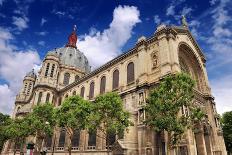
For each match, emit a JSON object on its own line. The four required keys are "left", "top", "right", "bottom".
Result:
{"left": 37, "top": 92, "right": 42, "bottom": 104}
{"left": 63, "top": 73, "right": 70, "bottom": 85}
{"left": 89, "top": 82, "right": 95, "bottom": 99}
{"left": 45, "top": 63, "right": 50, "bottom": 77}
{"left": 75, "top": 75, "right": 80, "bottom": 81}
{"left": 112, "top": 69, "right": 119, "bottom": 90}
{"left": 127, "top": 62, "right": 135, "bottom": 84}
{"left": 46, "top": 93, "right": 50, "bottom": 103}
{"left": 100, "top": 76, "right": 106, "bottom": 94}
{"left": 106, "top": 132, "right": 116, "bottom": 146}
{"left": 80, "top": 87, "right": 85, "bottom": 97}
{"left": 50, "top": 64, "right": 55, "bottom": 77}
{"left": 72, "top": 91, "right": 76, "bottom": 96}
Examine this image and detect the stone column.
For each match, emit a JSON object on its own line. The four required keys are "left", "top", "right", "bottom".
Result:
{"left": 79, "top": 130, "right": 86, "bottom": 151}
{"left": 194, "top": 126, "right": 207, "bottom": 155}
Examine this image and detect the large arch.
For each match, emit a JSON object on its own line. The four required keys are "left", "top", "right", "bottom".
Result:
{"left": 178, "top": 42, "right": 206, "bottom": 92}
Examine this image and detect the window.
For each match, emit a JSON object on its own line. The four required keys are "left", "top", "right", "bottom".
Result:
{"left": 46, "top": 93, "right": 50, "bottom": 103}
{"left": 23, "top": 83, "right": 28, "bottom": 94}
{"left": 45, "top": 135, "right": 53, "bottom": 148}
{"left": 89, "top": 82, "right": 95, "bottom": 99}
{"left": 88, "top": 131, "right": 96, "bottom": 147}
{"left": 75, "top": 75, "right": 80, "bottom": 81}
{"left": 63, "top": 73, "right": 70, "bottom": 85}
{"left": 80, "top": 87, "right": 85, "bottom": 97}
{"left": 112, "top": 69, "right": 119, "bottom": 90}
{"left": 72, "top": 91, "right": 76, "bottom": 96}
{"left": 37, "top": 92, "right": 42, "bottom": 104}
{"left": 100, "top": 76, "right": 106, "bottom": 94}
{"left": 106, "top": 132, "right": 116, "bottom": 146}
{"left": 72, "top": 130, "right": 80, "bottom": 147}
{"left": 58, "top": 129, "right": 66, "bottom": 147}
{"left": 45, "top": 63, "right": 50, "bottom": 77}
{"left": 50, "top": 64, "right": 55, "bottom": 77}
{"left": 27, "top": 83, "right": 32, "bottom": 95}
{"left": 127, "top": 62, "right": 135, "bottom": 84}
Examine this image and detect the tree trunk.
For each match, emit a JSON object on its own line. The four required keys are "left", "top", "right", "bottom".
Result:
{"left": 167, "top": 132, "right": 171, "bottom": 155}
{"left": 13, "top": 140, "right": 17, "bottom": 155}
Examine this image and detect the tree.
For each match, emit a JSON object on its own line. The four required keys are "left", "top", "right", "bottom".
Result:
{"left": 222, "top": 111, "right": 232, "bottom": 154}
{"left": 145, "top": 73, "right": 204, "bottom": 154}
{"left": 55, "top": 95, "right": 93, "bottom": 155}
{"left": 90, "top": 92, "right": 133, "bottom": 155}
{"left": 5, "top": 115, "right": 33, "bottom": 155}
{"left": 0, "top": 113, "right": 11, "bottom": 152}
{"left": 29, "top": 103, "right": 56, "bottom": 153}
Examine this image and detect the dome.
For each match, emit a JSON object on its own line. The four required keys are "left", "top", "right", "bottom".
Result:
{"left": 47, "top": 47, "right": 91, "bottom": 73}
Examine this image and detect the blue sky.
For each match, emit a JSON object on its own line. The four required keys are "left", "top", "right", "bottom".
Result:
{"left": 0, "top": 0, "right": 231, "bottom": 115}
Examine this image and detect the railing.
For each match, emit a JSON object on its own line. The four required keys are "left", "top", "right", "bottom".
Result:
{"left": 71, "top": 147, "right": 79, "bottom": 150}
{"left": 105, "top": 145, "right": 112, "bottom": 150}
{"left": 56, "top": 147, "right": 64, "bottom": 151}
{"left": 87, "top": 146, "right": 96, "bottom": 150}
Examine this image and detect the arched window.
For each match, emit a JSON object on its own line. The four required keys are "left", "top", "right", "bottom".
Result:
{"left": 127, "top": 62, "right": 135, "bottom": 84}
{"left": 72, "top": 91, "right": 76, "bottom": 96}
{"left": 17, "top": 106, "right": 21, "bottom": 112}
{"left": 45, "top": 63, "right": 50, "bottom": 77}
{"left": 75, "top": 75, "right": 80, "bottom": 81}
{"left": 100, "top": 76, "right": 106, "bottom": 94}
{"left": 50, "top": 64, "right": 55, "bottom": 77}
{"left": 112, "top": 69, "right": 119, "bottom": 90}
{"left": 65, "top": 94, "right": 68, "bottom": 98}
{"left": 63, "top": 73, "right": 70, "bottom": 85}
{"left": 106, "top": 132, "right": 116, "bottom": 146}
{"left": 88, "top": 131, "right": 96, "bottom": 147}
{"left": 80, "top": 87, "right": 85, "bottom": 97}
{"left": 72, "top": 130, "right": 80, "bottom": 147}
{"left": 37, "top": 92, "right": 42, "bottom": 104}
{"left": 58, "top": 129, "right": 66, "bottom": 147}
{"left": 45, "top": 135, "right": 52, "bottom": 148}
{"left": 89, "top": 82, "right": 95, "bottom": 99}
{"left": 46, "top": 93, "right": 50, "bottom": 103}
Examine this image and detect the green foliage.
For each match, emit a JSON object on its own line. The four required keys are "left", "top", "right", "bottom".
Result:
{"left": 55, "top": 95, "right": 93, "bottom": 155}
{"left": 222, "top": 111, "right": 232, "bottom": 153}
{"left": 30, "top": 103, "right": 56, "bottom": 138}
{"left": 55, "top": 95, "right": 93, "bottom": 131}
{"left": 0, "top": 113, "right": 11, "bottom": 152}
{"left": 145, "top": 73, "right": 204, "bottom": 146}
{"left": 90, "top": 92, "right": 133, "bottom": 144}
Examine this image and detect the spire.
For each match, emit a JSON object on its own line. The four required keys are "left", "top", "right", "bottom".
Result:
{"left": 66, "top": 25, "right": 78, "bottom": 48}
{"left": 181, "top": 15, "right": 188, "bottom": 28}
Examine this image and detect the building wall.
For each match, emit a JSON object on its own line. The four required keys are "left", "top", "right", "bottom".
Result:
{"left": 3, "top": 26, "right": 227, "bottom": 155}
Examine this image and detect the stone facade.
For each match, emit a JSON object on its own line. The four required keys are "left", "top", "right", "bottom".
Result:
{"left": 2, "top": 23, "right": 227, "bottom": 155}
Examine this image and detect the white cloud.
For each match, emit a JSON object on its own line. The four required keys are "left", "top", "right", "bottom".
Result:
{"left": 181, "top": 7, "right": 193, "bottom": 16}
{"left": 40, "top": 18, "right": 47, "bottom": 26}
{"left": 0, "top": 0, "right": 5, "bottom": 5}
{"left": 166, "top": 5, "right": 175, "bottom": 16}
{"left": 0, "top": 27, "right": 41, "bottom": 114}
{"left": 78, "top": 5, "right": 140, "bottom": 68}
{"left": 210, "top": 0, "right": 218, "bottom": 5}
{"left": 154, "top": 15, "right": 161, "bottom": 25}
{"left": 210, "top": 74, "right": 232, "bottom": 114}
{"left": 35, "top": 31, "right": 48, "bottom": 36}
{"left": 38, "top": 41, "right": 45, "bottom": 46}
{"left": 12, "top": 16, "right": 29, "bottom": 31}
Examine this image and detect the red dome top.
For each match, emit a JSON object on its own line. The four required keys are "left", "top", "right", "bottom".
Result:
{"left": 66, "top": 25, "right": 77, "bottom": 48}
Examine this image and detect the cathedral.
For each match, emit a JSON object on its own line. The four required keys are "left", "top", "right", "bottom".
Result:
{"left": 2, "top": 18, "right": 227, "bottom": 155}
